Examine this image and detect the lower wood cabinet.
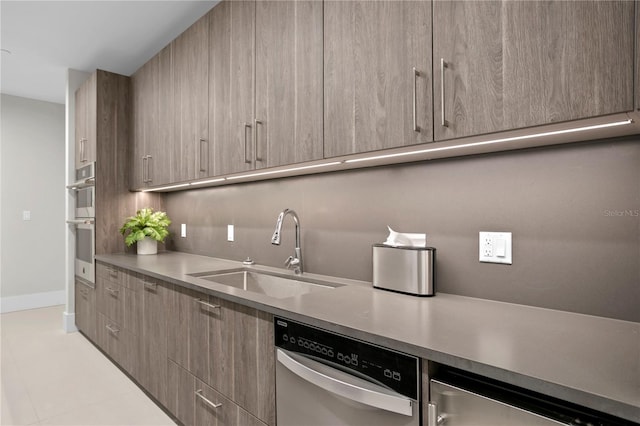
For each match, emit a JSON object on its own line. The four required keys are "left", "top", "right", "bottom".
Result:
{"left": 195, "top": 379, "right": 267, "bottom": 426}
{"left": 96, "top": 313, "right": 135, "bottom": 374}
{"left": 91, "top": 262, "right": 276, "bottom": 426}
{"left": 168, "top": 284, "right": 276, "bottom": 426}
{"left": 74, "top": 280, "right": 96, "bottom": 342}
{"left": 139, "top": 275, "right": 172, "bottom": 407}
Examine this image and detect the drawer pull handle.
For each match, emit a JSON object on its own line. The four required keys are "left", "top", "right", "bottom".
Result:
{"left": 195, "top": 389, "right": 222, "bottom": 409}
{"left": 143, "top": 281, "right": 157, "bottom": 290}
{"left": 106, "top": 324, "right": 120, "bottom": 334}
{"left": 106, "top": 287, "right": 119, "bottom": 296}
{"left": 108, "top": 267, "right": 118, "bottom": 278}
{"left": 195, "top": 298, "right": 221, "bottom": 310}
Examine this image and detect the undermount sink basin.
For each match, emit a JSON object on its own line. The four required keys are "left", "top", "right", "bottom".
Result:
{"left": 188, "top": 268, "right": 341, "bottom": 299}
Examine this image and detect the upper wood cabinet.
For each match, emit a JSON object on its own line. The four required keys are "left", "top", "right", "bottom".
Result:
{"left": 74, "top": 72, "right": 97, "bottom": 169}
{"left": 173, "top": 14, "right": 209, "bottom": 181}
{"left": 323, "top": 1, "right": 433, "bottom": 158}
{"left": 254, "top": 0, "right": 323, "bottom": 168}
{"left": 210, "top": 0, "right": 323, "bottom": 175}
{"left": 433, "top": 0, "right": 635, "bottom": 141}
{"left": 636, "top": 1, "right": 639, "bottom": 111}
{"left": 131, "top": 47, "right": 172, "bottom": 189}
{"left": 209, "top": 0, "right": 255, "bottom": 176}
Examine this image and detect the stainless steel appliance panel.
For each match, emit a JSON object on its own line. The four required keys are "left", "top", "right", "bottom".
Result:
{"left": 275, "top": 317, "right": 420, "bottom": 426}
{"left": 68, "top": 220, "right": 95, "bottom": 284}
{"left": 429, "top": 379, "right": 566, "bottom": 426}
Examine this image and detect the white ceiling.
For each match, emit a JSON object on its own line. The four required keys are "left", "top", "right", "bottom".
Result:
{"left": 1, "top": 1, "right": 218, "bottom": 104}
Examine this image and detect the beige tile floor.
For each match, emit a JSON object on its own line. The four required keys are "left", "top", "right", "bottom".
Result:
{"left": 1, "top": 305, "right": 176, "bottom": 426}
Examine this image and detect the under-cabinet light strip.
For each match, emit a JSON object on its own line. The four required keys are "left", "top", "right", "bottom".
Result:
{"left": 345, "top": 119, "right": 634, "bottom": 164}
{"left": 226, "top": 161, "right": 343, "bottom": 180}
{"left": 141, "top": 119, "right": 633, "bottom": 192}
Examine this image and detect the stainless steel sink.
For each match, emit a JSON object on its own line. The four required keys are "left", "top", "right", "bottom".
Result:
{"left": 188, "top": 268, "right": 341, "bottom": 299}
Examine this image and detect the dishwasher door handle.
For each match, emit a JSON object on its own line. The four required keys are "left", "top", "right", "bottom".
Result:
{"left": 276, "top": 348, "right": 413, "bottom": 416}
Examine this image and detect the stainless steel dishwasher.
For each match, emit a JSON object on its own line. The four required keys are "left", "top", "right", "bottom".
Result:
{"left": 275, "top": 317, "right": 420, "bottom": 426}
{"left": 428, "top": 367, "right": 635, "bottom": 426}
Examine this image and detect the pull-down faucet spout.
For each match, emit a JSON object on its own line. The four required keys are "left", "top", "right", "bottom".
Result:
{"left": 271, "top": 209, "right": 303, "bottom": 274}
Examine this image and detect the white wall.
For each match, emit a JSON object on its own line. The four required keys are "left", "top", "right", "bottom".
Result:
{"left": 0, "top": 94, "right": 66, "bottom": 312}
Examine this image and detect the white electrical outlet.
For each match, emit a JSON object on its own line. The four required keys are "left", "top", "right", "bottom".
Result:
{"left": 227, "top": 225, "right": 234, "bottom": 242}
{"left": 181, "top": 224, "right": 187, "bottom": 238}
{"left": 479, "top": 232, "right": 512, "bottom": 264}
{"left": 22, "top": 210, "right": 31, "bottom": 221}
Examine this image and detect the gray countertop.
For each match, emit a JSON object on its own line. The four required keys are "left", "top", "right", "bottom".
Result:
{"left": 95, "top": 251, "right": 640, "bottom": 423}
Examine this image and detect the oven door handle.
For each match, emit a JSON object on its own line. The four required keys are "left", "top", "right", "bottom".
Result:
{"left": 276, "top": 348, "right": 413, "bottom": 416}
{"left": 66, "top": 219, "right": 95, "bottom": 225}
{"left": 66, "top": 177, "right": 95, "bottom": 190}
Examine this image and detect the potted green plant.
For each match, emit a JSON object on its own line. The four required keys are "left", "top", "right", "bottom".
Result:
{"left": 119, "top": 208, "right": 171, "bottom": 255}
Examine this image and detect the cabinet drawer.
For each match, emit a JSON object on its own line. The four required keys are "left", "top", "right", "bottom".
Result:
{"left": 75, "top": 280, "right": 96, "bottom": 342}
{"left": 96, "top": 262, "right": 135, "bottom": 289}
{"left": 97, "top": 313, "right": 136, "bottom": 375}
{"left": 96, "top": 278, "right": 124, "bottom": 325}
{"left": 195, "top": 379, "right": 267, "bottom": 426}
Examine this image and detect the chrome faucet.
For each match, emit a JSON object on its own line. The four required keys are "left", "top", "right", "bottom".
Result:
{"left": 271, "top": 209, "right": 303, "bottom": 274}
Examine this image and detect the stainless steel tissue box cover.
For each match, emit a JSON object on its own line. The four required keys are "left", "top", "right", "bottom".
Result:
{"left": 372, "top": 244, "right": 435, "bottom": 296}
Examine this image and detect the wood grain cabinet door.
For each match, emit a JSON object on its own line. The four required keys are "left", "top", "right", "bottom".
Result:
{"left": 209, "top": 300, "right": 275, "bottom": 426}
{"left": 74, "top": 280, "right": 96, "bottom": 342}
{"left": 130, "top": 60, "right": 155, "bottom": 188}
{"left": 172, "top": 15, "right": 209, "bottom": 181}
{"left": 167, "top": 285, "right": 217, "bottom": 382}
{"left": 324, "top": 0, "right": 433, "bottom": 157}
{"left": 209, "top": 0, "right": 256, "bottom": 176}
{"left": 433, "top": 0, "right": 635, "bottom": 141}
{"left": 139, "top": 276, "right": 172, "bottom": 407}
{"left": 254, "top": 0, "right": 323, "bottom": 168}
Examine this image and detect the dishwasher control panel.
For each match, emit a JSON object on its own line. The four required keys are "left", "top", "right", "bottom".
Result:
{"left": 274, "top": 317, "right": 419, "bottom": 400}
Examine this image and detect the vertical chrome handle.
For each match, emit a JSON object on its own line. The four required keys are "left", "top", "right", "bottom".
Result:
{"left": 243, "top": 122, "right": 252, "bottom": 164}
{"left": 146, "top": 155, "right": 153, "bottom": 183}
{"left": 254, "top": 119, "right": 263, "bottom": 162}
{"left": 199, "top": 138, "right": 208, "bottom": 173}
{"left": 142, "top": 156, "right": 147, "bottom": 183}
{"left": 79, "top": 138, "right": 87, "bottom": 162}
{"left": 195, "top": 389, "right": 222, "bottom": 409}
{"left": 440, "top": 58, "right": 449, "bottom": 127}
{"left": 413, "top": 68, "right": 420, "bottom": 132}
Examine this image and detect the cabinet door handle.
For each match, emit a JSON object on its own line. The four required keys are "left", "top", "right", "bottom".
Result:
{"left": 106, "top": 287, "right": 119, "bottom": 297}
{"left": 195, "top": 389, "right": 222, "bottom": 409}
{"left": 199, "top": 138, "right": 208, "bottom": 173}
{"left": 412, "top": 68, "right": 420, "bottom": 132}
{"left": 142, "top": 156, "right": 147, "bottom": 183}
{"left": 440, "top": 58, "right": 449, "bottom": 127}
{"left": 243, "top": 122, "right": 252, "bottom": 164}
{"left": 254, "top": 119, "right": 263, "bottom": 162}
{"left": 195, "top": 298, "right": 221, "bottom": 310}
{"left": 146, "top": 155, "right": 153, "bottom": 183}
{"left": 106, "top": 324, "right": 120, "bottom": 334}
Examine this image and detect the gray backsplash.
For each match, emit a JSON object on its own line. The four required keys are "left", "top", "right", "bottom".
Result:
{"left": 165, "top": 136, "right": 640, "bottom": 322}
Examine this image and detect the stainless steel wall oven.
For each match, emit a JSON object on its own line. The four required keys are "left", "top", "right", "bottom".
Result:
{"left": 67, "top": 162, "right": 96, "bottom": 284}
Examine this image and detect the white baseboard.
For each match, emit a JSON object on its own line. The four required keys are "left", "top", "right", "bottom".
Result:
{"left": 63, "top": 311, "right": 78, "bottom": 333}
{"left": 0, "top": 290, "right": 66, "bottom": 314}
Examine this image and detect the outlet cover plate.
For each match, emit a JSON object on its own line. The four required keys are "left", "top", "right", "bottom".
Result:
{"left": 479, "top": 231, "right": 512, "bottom": 264}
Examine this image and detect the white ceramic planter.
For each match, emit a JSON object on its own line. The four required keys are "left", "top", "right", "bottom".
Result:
{"left": 137, "top": 237, "right": 158, "bottom": 255}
